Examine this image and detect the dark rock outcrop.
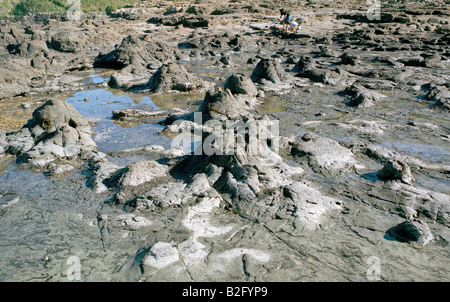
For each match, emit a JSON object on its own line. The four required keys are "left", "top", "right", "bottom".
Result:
{"left": 199, "top": 89, "right": 251, "bottom": 122}
{"left": 4, "top": 99, "right": 96, "bottom": 169}
{"left": 223, "top": 73, "right": 258, "bottom": 97}
{"left": 423, "top": 84, "right": 450, "bottom": 110}
{"left": 377, "top": 159, "right": 415, "bottom": 184}
{"left": 94, "top": 34, "right": 178, "bottom": 69}
{"left": 386, "top": 219, "right": 434, "bottom": 247}
{"left": 292, "top": 55, "right": 316, "bottom": 72}
{"left": 251, "top": 58, "right": 290, "bottom": 85}
{"left": 51, "top": 30, "right": 85, "bottom": 53}
{"left": 343, "top": 84, "right": 385, "bottom": 108}
{"left": 146, "top": 62, "right": 213, "bottom": 93}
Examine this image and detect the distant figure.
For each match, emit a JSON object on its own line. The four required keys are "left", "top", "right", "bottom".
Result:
{"left": 279, "top": 8, "right": 287, "bottom": 22}
{"left": 283, "top": 11, "right": 292, "bottom": 32}
{"left": 288, "top": 21, "right": 300, "bottom": 34}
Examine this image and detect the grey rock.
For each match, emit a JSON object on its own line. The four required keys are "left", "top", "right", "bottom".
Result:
{"left": 387, "top": 219, "right": 434, "bottom": 247}
{"left": 344, "top": 84, "right": 385, "bottom": 108}
{"left": 5, "top": 99, "right": 96, "bottom": 169}
{"left": 296, "top": 68, "right": 342, "bottom": 85}
{"left": 119, "top": 160, "right": 169, "bottom": 187}
{"left": 21, "top": 102, "right": 31, "bottom": 109}
{"left": 377, "top": 159, "right": 415, "bottom": 184}
{"left": 292, "top": 55, "right": 315, "bottom": 72}
{"left": 108, "top": 64, "right": 153, "bottom": 89}
{"left": 224, "top": 74, "right": 258, "bottom": 97}
{"left": 339, "top": 52, "right": 359, "bottom": 65}
{"left": 47, "top": 163, "right": 75, "bottom": 177}
{"left": 147, "top": 62, "right": 213, "bottom": 93}
{"left": 51, "top": 31, "right": 85, "bottom": 53}
{"left": 317, "top": 45, "right": 340, "bottom": 58}
{"left": 291, "top": 134, "right": 358, "bottom": 175}
{"left": 218, "top": 55, "right": 233, "bottom": 66}
{"left": 8, "top": 39, "right": 49, "bottom": 57}
{"left": 87, "top": 156, "right": 122, "bottom": 194}
{"left": 424, "top": 84, "right": 450, "bottom": 110}
{"left": 199, "top": 89, "right": 250, "bottom": 122}
{"left": 283, "top": 182, "right": 342, "bottom": 230}
{"left": 112, "top": 108, "right": 169, "bottom": 121}
{"left": 179, "top": 31, "right": 255, "bottom": 51}
{"left": 398, "top": 56, "right": 425, "bottom": 67}
{"left": 0, "top": 58, "right": 45, "bottom": 99}
{"left": 423, "top": 52, "right": 442, "bottom": 67}
{"left": 251, "top": 58, "right": 290, "bottom": 85}
{"left": 94, "top": 34, "right": 178, "bottom": 69}
{"left": 0, "top": 130, "right": 7, "bottom": 154}
{"left": 186, "top": 6, "right": 210, "bottom": 16}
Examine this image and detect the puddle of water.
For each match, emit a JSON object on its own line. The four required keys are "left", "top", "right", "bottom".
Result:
{"left": 66, "top": 89, "right": 171, "bottom": 153}
{"left": 380, "top": 141, "right": 450, "bottom": 164}
{"left": 259, "top": 95, "right": 288, "bottom": 114}
{"left": 90, "top": 75, "right": 109, "bottom": 84}
{"left": 149, "top": 93, "right": 204, "bottom": 110}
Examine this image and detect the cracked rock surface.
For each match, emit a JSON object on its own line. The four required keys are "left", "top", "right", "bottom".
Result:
{"left": 0, "top": 0, "right": 449, "bottom": 282}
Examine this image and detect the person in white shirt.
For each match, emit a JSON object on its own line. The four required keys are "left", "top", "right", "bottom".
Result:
{"left": 288, "top": 20, "right": 300, "bottom": 33}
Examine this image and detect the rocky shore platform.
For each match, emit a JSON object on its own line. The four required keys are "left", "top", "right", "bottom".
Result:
{"left": 0, "top": 0, "right": 449, "bottom": 281}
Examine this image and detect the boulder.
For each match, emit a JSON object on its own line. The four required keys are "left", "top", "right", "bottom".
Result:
{"left": 217, "top": 55, "right": 233, "bottom": 66}
{"left": 398, "top": 56, "right": 425, "bottom": 67}
{"left": 223, "top": 74, "right": 258, "bottom": 97}
{"left": 424, "top": 84, "right": 450, "bottom": 110}
{"left": 422, "top": 52, "right": 441, "bottom": 67}
{"left": 296, "top": 68, "right": 341, "bottom": 85}
{"left": 179, "top": 31, "right": 255, "bottom": 51}
{"left": 186, "top": 6, "right": 210, "bottom": 16}
{"left": 199, "top": 89, "right": 250, "bottom": 122}
{"left": 94, "top": 34, "right": 178, "bottom": 69}
{"left": 147, "top": 62, "right": 212, "bottom": 93}
{"left": 386, "top": 219, "right": 434, "bottom": 247}
{"left": 47, "top": 163, "right": 75, "bottom": 177}
{"left": 5, "top": 99, "right": 96, "bottom": 168}
{"left": 119, "top": 160, "right": 169, "bottom": 187}
{"left": 87, "top": 156, "right": 122, "bottom": 194}
{"left": 251, "top": 58, "right": 290, "bottom": 85}
{"left": 7, "top": 40, "right": 49, "bottom": 57}
{"left": 144, "top": 242, "right": 180, "bottom": 269}
{"left": 283, "top": 182, "right": 342, "bottom": 230}
{"left": 0, "top": 58, "right": 45, "bottom": 99}
{"left": 138, "top": 173, "right": 212, "bottom": 210}
{"left": 0, "top": 130, "right": 7, "bottom": 154}
{"left": 316, "top": 45, "right": 340, "bottom": 58}
{"left": 377, "top": 159, "right": 415, "bottom": 184}
{"left": 344, "top": 84, "right": 385, "bottom": 108}
{"left": 112, "top": 108, "right": 169, "bottom": 121}
{"left": 292, "top": 55, "right": 315, "bottom": 72}
{"left": 339, "top": 52, "right": 359, "bottom": 65}
{"left": 51, "top": 31, "right": 85, "bottom": 53}
{"left": 108, "top": 64, "right": 153, "bottom": 89}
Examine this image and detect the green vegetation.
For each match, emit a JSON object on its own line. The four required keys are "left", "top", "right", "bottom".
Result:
{"left": 11, "top": 0, "right": 67, "bottom": 15}
{"left": 0, "top": 0, "right": 20, "bottom": 16}
{"left": 1, "top": 0, "right": 140, "bottom": 16}
{"left": 81, "top": 0, "right": 139, "bottom": 13}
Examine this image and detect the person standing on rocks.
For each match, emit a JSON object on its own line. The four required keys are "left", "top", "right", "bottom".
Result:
{"left": 279, "top": 8, "right": 287, "bottom": 22}
{"left": 283, "top": 11, "right": 292, "bottom": 32}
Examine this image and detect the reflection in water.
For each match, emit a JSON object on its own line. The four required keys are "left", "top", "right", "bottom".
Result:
{"left": 66, "top": 89, "right": 171, "bottom": 153}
